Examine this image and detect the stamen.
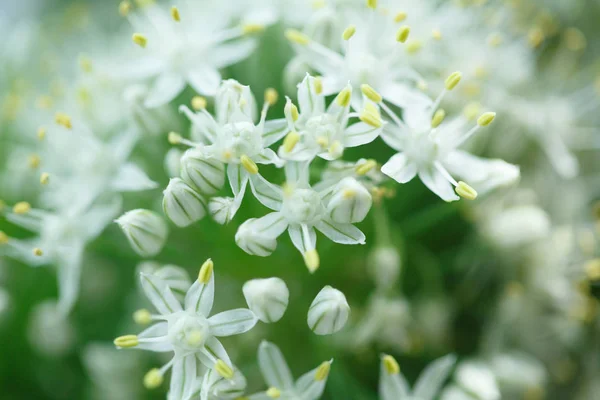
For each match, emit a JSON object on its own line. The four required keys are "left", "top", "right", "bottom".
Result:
{"left": 477, "top": 112, "right": 496, "bottom": 126}
{"left": 382, "top": 355, "right": 400, "bottom": 374}
{"left": 285, "top": 29, "right": 310, "bottom": 46}
{"left": 198, "top": 258, "right": 214, "bottom": 283}
{"left": 118, "top": 1, "right": 131, "bottom": 17}
{"left": 240, "top": 155, "right": 259, "bottom": 175}
{"left": 28, "top": 154, "right": 41, "bottom": 169}
{"left": 304, "top": 249, "right": 320, "bottom": 273}
{"left": 455, "top": 181, "right": 478, "bottom": 200}
{"left": 266, "top": 387, "right": 281, "bottom": 398}
{"left": 342, "top": 25, "right": 356, "bottom": 41}
{"left": 361, "top": 84, "right": 382, "bottom": 103}
{"left": 405, "top": 40, "right": 422, "bottom": 54}
{"left": 359, "top": 109, "right": 382, "bottom": 128}
{"left": 314, "top": 77, "right": 323, "bottom": 95}
{"left": 315, "top": 361, "right": 331, "bottom": 380}
{"left": 366, "top": 0, "right": 377, "bottom": 10}
{"left": 445, "top": 71, "right": 462, "bottom": 91}
{"left": 114, "top": 334, "right": 139, "bottom": 348}
{"left": 170, "top": 6, "right": 180, "bottom": 22}
{"left": 36, "top": 95, "right": 53, "bottom": 110}
{"left": 55, "top": 112, "right": 72, "bottom": 129}
{"left": 215, "top": 359, "right": 234, "bottom": 379}
{"left": 132, "top": 33, "right": 148, "bottom": 48}
{"left": 13, "top": 202, "right": 31, "bottom": 215}
{"left": 355, "top": 159, "right": 377, "bottom": 175}
{"left": 40, "top": 173, "right": 50, "bottom": 185}
{"left": 285, "top": 99, "right": 299, "bottom": 122}
{"left": 336, "top": 86, "right": 352, "bottom": 107}
{"left": 431, "top": 109, "right": 446, "bottom": 128}
{"left": 528, "top": 27, "right": 545, "bottom": 48}
{"left": 133, "top": 309, "right": 152, "bottom": 325}
{"left": 283, "top": 131, "right": 300, "bottom": 153}
{"left": 168, "top": 131, "right": 182, "bottom": 145}
{"left": 37, "top": 127, "right": 47, "bottom": 140}
{"left": 463, "top": 102, "right": 481, "bottom": 121}
{"left": 329, "top": 140, "right": 343, "bottom": 158}
{"left": 191, "top": 96, "right": 207, "bottom": 111}
{"left": 396, "top": 26, "right": 410, "bottom": 43}
{"left": 394, "top": 12, "right": 407, "bottom": 22}
{"left": 33, "top": 248, "right": 43, "bottom": 257}
{"left": 265, "top": 88, "right": 278, "bottom": 106}
{"left": 143, "top": 369, "right": 163, "bottom": 389}
{"left": 187, "top": 330, "right": 203, "bottom": 346}
{"left": 432, "top": 29, "right": 442, "bottom": 40}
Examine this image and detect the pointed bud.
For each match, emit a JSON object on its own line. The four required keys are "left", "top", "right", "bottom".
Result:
{"left": 115, "top": 209, "right": 169, "bottom": 257}
{"left": 308, "top": 286, "right": 349, "bottom": 335}
{"left": 327, "top": 177, "right": 372, "bottom": 224}
{"left": 181, "top": 148, "right": 226, "bottom": 195}
{"left": 163, "top": 178, "right": 207, "bottom": 227}
{"left": 243, "top": 278, "right": 289, "bottom": 323}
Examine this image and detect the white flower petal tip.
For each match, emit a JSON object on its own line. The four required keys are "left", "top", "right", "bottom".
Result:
{"left": 327, "top": 177, "right": 372, "bottom": 224}
{"left": 243, "top": 277, "right": 289, "bottom": 323}
{"left": 162, "top": 178, "right": 207, "bottom": 227}
{"left": 115, "top": 209, "right": 168, "bottom": 257}
{"left": 307, "top": 286, "right": 350, "bottom": 335}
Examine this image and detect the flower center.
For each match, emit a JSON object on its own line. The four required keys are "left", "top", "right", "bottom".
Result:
{"left": 167, "top": 311, "right": 211, "bottom": 350}
{"left": 303, "top": 114, "right": 340, "bottom": 149}
{"left": 219, "top": 121, "right": 263, "bottom": 161}
{"left": 281, "top": 188, "right": 324, "bottom": 225}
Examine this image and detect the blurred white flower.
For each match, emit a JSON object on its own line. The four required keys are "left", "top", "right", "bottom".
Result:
{"left": 442, "top": 361, "right": 500, "bottom": 400}
{"left": 162, "top": 178, "right": 207, "bottom": 228}
{"left": 115, "top": 209, "right": 169, "bottom": 257}
{"left": 28, "top": 300, "right": 76, "bottom": 357}
{"left": 243, "top": 277, "right": 289, "bottom": 323}
{"left": 308, "top": 285, "right": 350, "bottom": 335}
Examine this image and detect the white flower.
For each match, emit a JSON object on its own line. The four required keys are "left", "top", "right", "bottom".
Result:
{"left": 114, "top": 260, "right": 258, "bottom": 395}
{"left": 308, "top": 286, "right": 350, "bottom": 335}
{"left": 174, "top": 80, "right": 289, "bottom": 223}
{"left": 115, "top": 209, "right": 169, "bottom": 257}
{"left": 28, "top": 300, "right": 76, "bottom": 357}
{"left": 243, "top": 277, "right": 289, "bottom": 323}
{"left": 235, "top": 161, "right": 366, "bottom": 272}
{"left": 123, "top": 3, "right": 261, "bottom": 108}
{"left": 441, "top": 361, "right": 500, "bottom": 400}
{"left": 248, "top": 341, "right": 332, "bottom": 400}
{"left": 165, "top": 148, "right": 184, "bottom": 178}
{"left": 379, "top": 92, "right": 519, "bottom": 202}
{"left": 326, "top": 177, "right": 372, "bottom": 224}
{"left": 163, "top": 178, "right": 207, "bottom": 227}
{"left": 380, "top": 353, "right": 456, "bottom": 400}
{"left": 285, "top": 3, "right": 432, "bottom": 111}
{"left": 186, "top": 366, "right": 247, "bottom": 400}
{"left": 278, "top": 74, "right": 382, "bottom": 161}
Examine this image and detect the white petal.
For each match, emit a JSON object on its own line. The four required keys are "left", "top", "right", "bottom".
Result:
{"left": 198, "top": 337, "right": 232, "bottom": 368}
{"left": 379, "top": 361, "right": 410, "bottom": 400}
{"left": 211, "top": 38, "right": 257, "bottom": 69}
{"left": 235, "top": 214, "right": 287, "bottom": 256}
{"left": 413, "top": 354, "right": 457, "bottom": 400}
{"left": 209, "top": 196, "right": 243, "bottom": 225}
{"left": 294, "top": 360, "right": 332, "bottom": 398}
{"left": 169, "top": 354, "right": 198, "bottom": 400}
{"left": 181, "top": 149, "right": 226, "bottom": 195}
{"left": 380, "top": 82, "right": 433, "bottom": 111}
{"left": 110, "top": 163, "right": 158, "bottom": 192}
{"left": 144, "top": 72, "right": 186, "bottom": 108}
{"left": 315, "top": 219, "right": 365, "bottom": 245}
{"left": 227, "top": 164, "right": 250, "bottom": 196}
{"left": 208, "top": 309, "right": 258, "bottom": 337}
{"left": 418, "top": 168, "right": 459, "bottom": 202}
{"left": 381, "top": 153, "right": 418, "bottom": 184}
{"left": 262, "top": 119, "right": 290, "bottom": 147}
{"left": 284, "top": 161, "right": 310, "bottom": 186}
{"left": 344, "top": 122, "right": 381, "bottom": 148}
{"left": 140, "top": 273, "right": 183, "bottom": 315}
{"left": 184, "top": 274, "right": 215, "bottom": 317}
{"left": 56, "top": 245, "right": 84, "bottom": 316}
{"left": 307, "top": 286, "right": 350, "bottom": 335}
{"left": 137, "top": 322, "right": 172, "bottom": 352}
{"left": 187, "top": 67, "right": 221, "bottom": 97}
{"left": 243, "top": 278, "right": 289, "bottom": 323}
{"left": 254, "top": 148, "right": 284, "bottom": 167}
{"left": 257, "top": 341, "right": 295, "bottom": 390}
{"left": 288, "top": 224, "right": 317, "bottom": 253}
{"left": 249, "top": 174, "right": 283, "bottom": 211}
{"left": 297, "top": 74, "right": 326, "bottom": 116}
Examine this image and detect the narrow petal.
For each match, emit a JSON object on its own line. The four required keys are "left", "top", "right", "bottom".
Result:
{"left": 249, "top": 174, "right": 284, "bottom": 211}
{"left": 140, "top": 273, "right": 183, "bottom": 315}
{"left": 418, "top": 168, "right": 459, "bottom": 202}
{"left": 227, "top": 164, "right": 250, "bottom": 196}
{"left": 198, "top": 337, "right": 231, "bottom": 368}
{"left": 344, "top": 122, "right": 381, "bottom": 148}
{"left": 111, "top": 163, "right": 158, "bottom": 192}
{"left": 211, "top": 38, "right": 257, "bottom": 69}
{"left": 288, "top": 225, "right": 317, "bottom": 253}
{"left": 379, "top": 362, "right": 411, "bottom": 400}
{"left": 187, "top": 67, "right": 221, "bottom": 97}
{"left": 315, "top": 219, "right": 366, "bottom": 245}
{"left": 294, "top": 361, "right": 332, "bottom": 399}
{"left": 262, "top": 119, "right": 290, "bottom": 147}
{"left": 184, "top": 274, "right": 215, "bottom": 317}
{"left": 144, "top": 72, "right": 186, "bottom": 108}
{"left": 137, "top": 322, "right": 172, "bottom": 352}
{"left": 297, "top": 74, "right": 326, "bottom": 116}
{"left": 208, "top": 309, "right": 258, "bottom": 337}
{"left": 380, "top": 82, "right": 433, "bottom": 111}
{"left": 257, "top": 341, "right": 295, "bottom": 390}
{"left": 381, "top": 153, "right": 418, "bottom": 184}
{"left": 413, "top": 354, "right": 457, "bottom": 400}
{"left": 169, "top": 354, "right": 198, "bottom": 400}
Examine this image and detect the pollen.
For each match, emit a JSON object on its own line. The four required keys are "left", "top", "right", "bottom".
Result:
{"left": 463, "top": 102, "right": 482, "bottom": 121}
{"left": 28, "top": 154, "right": 41, "bottom": 169}
{"left": 170, "top": 6, "right": 180, "bottom": 22}
{"left": 114, "top": 334, "right": 139, "bottom": 348}
{"left": 283, "top": 131, "right": 300, "bottom": 153}
{"left": 355, "top": 159, "right": 377, "bottom": 176}
{"left": 361, "top": 84, "right": 382, "bottom": 103}
{"left": 55, "top": 112, "right": 72, "bottom": 129}
{"left": 445, "top": 71, "right": 462, "bottom": 90}
{"left": 396, "top": 26, "right": 410, "bottom": 43}
{"left": 405, "top": 39, "right": 422, "bottom": 54}
{"left": 455, "top": 181, "right": 478, "bottom": 200}
{"left": 40, "top": 173, "right": 50, "bottom": 185}
{"left": 215, "top": 359, "right": 234, "bottom": 379}
{"left": 118, "top": 1, "right": 131, "bottom": 16}
{"left": 359, "top": 110, "right": 382, "bottom": 128}
{"left": 477, "top": 112, "right": 496, "bottom": 127}
{"left": 168, "top": 131, "right": 182, "bottom": 145}
{"left": 367, "top": 0, "right": 378, "bottom": 10}
{"left": 33, "top": 248, "right": 43, "bottom": 257}
{"left": 265, "top": 88, "right": 279, "bottom": 106}
{"left": 133, "top": 308, "right": 152, "bottom": 325}
{"left": 191, "top": 96, "right": 207, "bottom": 110}
{"left": 37, "top": 127, "right": 47, "bottom": 140}
{"left": 336, "top": 87, "right": 352, "bottom": 107}
{"left": 143, "top": 369, "right": 163, "bottom": 389}
{"left": 394, "top": 12, "right": 407, "bottom": 22}
{"left": 314, "top": 77, "right": 323, "bottom": 94}
{"left": 432, "top": 29, "right": 442, "bottom": 40}
{"left": 304, "top": 249, "right": 320, "bottom": 273}
{"left": 242, "top": 24, "right": 265, "bottom": 34}
{"left": 240, "top": 155, "right": 259, "bottom": 175}
{"left": 431, "top": 109, "right": 446, "bottom": 128}
{"left": 315, "top": 361, "right": 331, "bottom": 381}
{"left": 342, "top": 25, "right": 356, "bottom": 41}
{"left": 285, "top": 100, "right": 299, "bottom": 121}
{"left": 13, "top": 202, "right": 31, "bottom": 215}
{"left": 198, "top": 258, "right": 214, "bottom": 284}
{"left": 382, "top": 354, "right": 400, "bottom": 374}
{"left": 266, "top": 387, "right": 281, "bottom": 398}
{"left": 132, "top": 33, "right": 148, "bottom": 48}
{"left": 285, "top": 29, "right": 310, "bottom": 46}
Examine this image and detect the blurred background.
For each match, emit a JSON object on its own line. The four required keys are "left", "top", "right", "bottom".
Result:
{"left": 1, "top": 0, "right": 600, "bottom": 399}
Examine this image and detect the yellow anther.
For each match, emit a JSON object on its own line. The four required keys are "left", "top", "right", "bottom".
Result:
{"left": 316, "top": 137, "right": 329, "bottom": 148}
{"left": 36, "top": 95, "right": 53, "bottom": 110}
{"left": 79, "top": 55, "right": 93, "bottom": 73}
{"left": 118, "top": 1, "right": 131, "bottom": 16}
{"left": 266, "top": 387, "right": 281, "bottom": 398}
{"left": 382, "top": 355, "right": 400, "bottom": 374}
{"left": 361, "top": 84, "right": 382, "bottom": 103}
{"left": 312, "top": 0, "right": 326, "bottom": 9}
{"left": 198, "top": 258, "right": 214, "bottom": 283}
{"left": 463, "top": 102, "right": 482, "bottom": 121}
{"left": 405, "top": 40, "right": 422, "bottom": 54}
{"left": 170, "top": 6, "right": 180, "bottom": 22}
{"left": 283, "top": 131, "right": 300, "bottom": 153}
{"left": 304, "top": 249, "right": 320, "bottom": 273}
{"left": 40, "top": 173, "right": 50, "bottom": 185}
{"left": 133, "top": 309, "right": 152, "bottom": 325}
{"left": 487, "top": 33, "right": 503, "bottom": 47}
{"left": 584, "top": 259, "right": 600, "bottom": 281}
{"left": 0, "top": 231, "right": 9, "bottom": 245}
{"left": 528, "top": 27, "right": 545, "bottom": 48}
{"left": 168, "top": 131, "right": 182, "bottom": 145}
{"left": 215, "top": 359, "right": 234, "bottom": 379}
{"left": 191, "top": 96, "right": 207, "bottom": 111}
{"left": 240, "top": 155, "right": 259, "bottom": 175}
{"left": 445, "top": 71, "right": 462, "bottom": 91}
{"left": 359, "top": 110, "right": 382, "bottom": 128}
{"left": 432, "top": 29, "right": 442, "bottom": 40}
{"left": 223, "top": 150, "right": 233, "bottom": 161}
{"left": 134, "top": 0, "right": 155, "bottom": 7}
{"left": 394, "top": 12, "right": 407, "bottom": 22}
{"left": 114, "top": 334, "right": 139, "bottom": 348}
{"left": 13, "top": 202, "right": 31, "bottom": 215}
{"left": 285, "top": 101, "right": 299, "bottom": 122}
{"left": 367, "top": 0, "right": 377, "bottom": 10}
{"left": 33, "top": 248, "right": 43, "bottom": 257}
{"left": 342, "top": 189, "right": 356, "bottom": 199}
{"left": 55, "top": 112, "right": 72, "bottom": 129}
{"left": 314, "top": 77, "right": 323, "bottom": 95}
{"left": 132, "top": 33, "right": 148, "bottom": 48}
{"left": 37, "top": 127, "right": 47, "bottom": 140}
{"left": 329, "top": 140, "right": 342, "bottom": 158}
{"left": 396, "top": 26, "right": 410, "bottom": 43}
{"left": 477, "top": 112, "right": 496, "bottom": 126}
{"left": 455, "top": 181, "right": 478, "bottom": 200}
{"left": 431, "top": 109, "right": 446, "bottom": 128}
{"left": 28, "top": 154, "right": 41, "bottom": 169}
{"left": 285, "top": 29, "right": 310, "bottom": 45}
{"left": 265, "top": 88, "right": 278, "bottom": 106}
{"left": 143, "top": 369, "right": 163, "bottom": 389}
{"left": 315, "top": 361, "right": 331, "bottom": 381}
{"left": 342, "top": 25, "right": 356, "bottom": 41}
{"left": 242, "top": 24, "right": 265, "bottom": 34}
{"left": 356, "top": 159, "right": 377, "bottom": 176}
{"left": 336, "top": 87, "right": 352, "bottom": 107}
{"left": 565, "top": 28, "right": 586, "bottom": 51}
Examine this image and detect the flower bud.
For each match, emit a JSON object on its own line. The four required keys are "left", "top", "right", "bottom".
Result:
{"left": 162, "top": 178, "right": 207, "bottom": 227}
{"left": 327, "top": 177, "right": 372, "bottom": 224}
{"left": 308, "top": 286, "right": 350, "bottom": 335}
{"left": 367, "top": 245, "right": 401, "bottom": 290}
{"left": 208, "top": 197, "right": 239, "bottom": 225}
{"left": 235, "top": 218, "right": 278, "bottom": 257}
{"left": 115, "top": 209, "right": 169, "bottom": 257}
{"left": 243, "top": 278, "right": 289, "bottom": 323}
{"left": 164, "top": 148, "right": 183, "bottom": 177}
{"left": 181, "top": 148, "right": 225, "bottom": 195}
